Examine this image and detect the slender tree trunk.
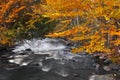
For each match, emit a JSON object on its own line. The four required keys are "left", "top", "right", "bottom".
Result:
{"left": 107, "top": 33, "right": 111, "bottom": 48}
{"left": 76, "top": 15, "right": 79, "bottom": 26}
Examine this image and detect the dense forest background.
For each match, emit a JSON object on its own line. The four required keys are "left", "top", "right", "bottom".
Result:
{"left": 0, "top": 0, "right": 120, "bottom": 63}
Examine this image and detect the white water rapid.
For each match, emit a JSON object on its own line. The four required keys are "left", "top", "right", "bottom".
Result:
{"left": 9, "top": 38, "right": 83, "bottom": 77}
{"left": 6, "top": 38, "right": 118, "bottom": 80}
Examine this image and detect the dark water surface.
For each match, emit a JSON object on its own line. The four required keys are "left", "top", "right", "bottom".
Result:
{"left": 0, "top": 38, "right": 120, "bottom": 80}
{"left": 0, "top": 65, "right": 95, "bottom": 80}
{"left": 0, "top": 56, "right": 119, "bottom": 80}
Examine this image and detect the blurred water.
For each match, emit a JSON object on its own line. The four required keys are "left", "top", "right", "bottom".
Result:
{"left": 9, "top": 38, "right": 79, "bottom": 66}
{"left": 13, "top": 38, "right": 66, "bottom": 53}
{"left": 0, "top": 38, "right": 118, "bottom": 80}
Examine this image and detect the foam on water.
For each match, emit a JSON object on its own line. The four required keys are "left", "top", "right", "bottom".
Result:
{"left": 55, "top": 68, "right": 69, "bottom": 77}
{"left": 9, "top": 38, "right": 84, "bottom": 77}
{"left": 13, "top": 38, "right": 66, "bottom": 53}
{"left": 11, "top": 38, "right": 78, "bottom": 61}
{"left": 10, "top": 38, "right": 77, "bottom": 65}
{"left": 42, "top": 65, "right": 51, "bottom": 72}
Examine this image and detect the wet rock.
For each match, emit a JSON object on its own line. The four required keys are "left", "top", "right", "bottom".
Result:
{"left": 103, "top": 66, "right": 112, "bottom": 72}
{"left": 89, "top": 74, "right": 116, "bottom": 80}
{"left": 25, "top": 48, "right": 32, "bottom": 51}
{"left": 92, "top": 53, "right": 113, "bottom": 72}
{"left": 104, "top": 59, "right": 112, "bottom": 66}
{"left": 73, "top": 73, "right": 79, "bottom": 77}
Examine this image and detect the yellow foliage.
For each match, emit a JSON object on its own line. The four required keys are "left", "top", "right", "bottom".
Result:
{"left": 110, "top": 31, "right": 120, "bottom": 36}
{"left": 0, "top": 0, "right": 34, "bottom": 45}
{"left": 0, "top": 0, "right": 31, "bottom": 24}
{"left": 0, "top": 28, "right": 10, "bottom": 45}
{"left": 44, "top": 0, "right": 120, "bottom": 55}
{"left": 111, "top": 39, "right": 120, "bottom": 46}
{"left": 46, "top": 26, "right": 84, "bottom": 37}
{"left": 0, "top": 0, "right": 119, "bottom": 57}
{"left": 69, "top": 36, "right": 90, "bottom": 41}
{"left": 72, "top": 47, "right": 85, "bottom": 53}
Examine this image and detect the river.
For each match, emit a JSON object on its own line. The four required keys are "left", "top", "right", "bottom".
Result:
{"left": 0, "top": 38, "right": 119, "bottom": 80}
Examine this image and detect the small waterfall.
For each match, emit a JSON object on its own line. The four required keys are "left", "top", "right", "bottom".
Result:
{"left": 1, "top": 38, "right": 118, "bottom": 80}
{"left": 12, "top": 38, "right": 66, "bottom": 53}
{"left": 8, "top": 38, "right": 94, "bottom": 77}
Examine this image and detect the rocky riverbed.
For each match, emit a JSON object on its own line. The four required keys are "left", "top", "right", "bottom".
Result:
{"left": 0, "top": 38, "right": 120, "bottom": 80}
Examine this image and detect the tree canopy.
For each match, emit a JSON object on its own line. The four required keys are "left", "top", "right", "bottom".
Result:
{"left": 44, "top": 0, "right": 120, "bottom": 62}
{"left": 0, "top": 0, "right": 120, "bottom": 62}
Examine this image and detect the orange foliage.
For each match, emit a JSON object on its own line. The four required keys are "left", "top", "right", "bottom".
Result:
{"left": 0, "top": 0, "right": 37, "bottom": 45}
{"left": 44, "top": 0, "right": 120, "bottom": 55}
{"left": 46, "top": 26, "right": 89, "bottom": 38}
{"left": 0, "top": 0, "right": 27, "bottom": 24}
{"left": 0, "top": 27, "right": 10, "bottom": 45}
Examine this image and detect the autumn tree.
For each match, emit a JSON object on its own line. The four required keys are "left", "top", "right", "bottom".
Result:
{"left": 0, "top": 0, "right": 50, "bottom": 45}
{"left": 0, "top": 0, "right": 31, "bottom": 45}
{"left": 43, "top": 0, "right": 120, "bottom": 62}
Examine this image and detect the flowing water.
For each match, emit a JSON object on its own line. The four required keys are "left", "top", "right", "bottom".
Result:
{"left": 0, "top": 38, "right": 119, "bottom": 80}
